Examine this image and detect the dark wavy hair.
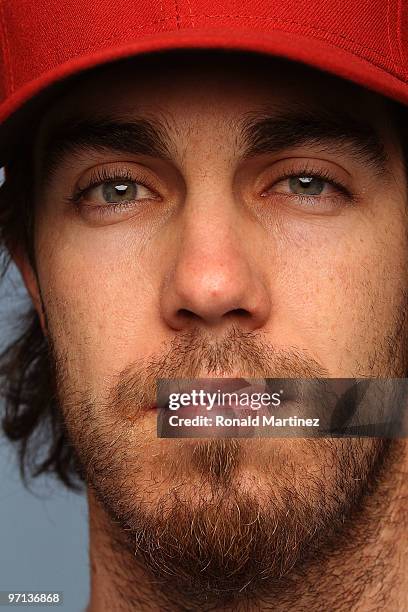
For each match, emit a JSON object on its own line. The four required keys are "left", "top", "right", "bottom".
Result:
{"left": 0, "top": 120, "right": 84, "bottom": 491}
{"left": 0, "top": 88, "right": 407, "bottom": 492}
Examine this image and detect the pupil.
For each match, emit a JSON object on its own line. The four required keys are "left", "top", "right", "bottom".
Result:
{"left": 103, "top": 181, "right": 136, "bottom": 203}
{"left": 289, "top": 176, "right": 324, "bottom": 195}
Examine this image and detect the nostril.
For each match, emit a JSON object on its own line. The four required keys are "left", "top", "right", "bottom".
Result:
{"left": 228, "top": 308, "right": 251, "bottom": 318}
{"left": 177, "top": 308, "right": 200, "bottom": 321}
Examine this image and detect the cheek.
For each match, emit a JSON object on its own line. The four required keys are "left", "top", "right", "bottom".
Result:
{"left": 270, "top": 212, "right": 408, "bottom": 374}
{"left": 36, "top": 232, "right": 160, "bottom": 394}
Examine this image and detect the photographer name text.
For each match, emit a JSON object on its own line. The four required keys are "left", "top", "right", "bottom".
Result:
{"left": 167, "top": 415, "right": 320, "bottom": 428}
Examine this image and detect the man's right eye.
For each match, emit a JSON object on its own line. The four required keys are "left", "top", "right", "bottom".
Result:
{"left": 84, "top": 180, "right": 157, "bottom": 205}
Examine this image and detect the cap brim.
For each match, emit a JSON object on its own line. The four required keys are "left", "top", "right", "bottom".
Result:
{"left": 1, "top": 27, "right": 408, "bottom": 166}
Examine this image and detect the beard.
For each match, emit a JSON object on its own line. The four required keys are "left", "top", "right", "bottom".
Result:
{"left": 46, "top": 317, "right": 407, "bottom": 609}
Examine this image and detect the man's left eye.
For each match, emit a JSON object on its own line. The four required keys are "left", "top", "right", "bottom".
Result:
{"left": 273, "top": 175, "right": 334, "bottom": 196}
{"left": 287, "top": 176, "right": 326, "bottom": 195}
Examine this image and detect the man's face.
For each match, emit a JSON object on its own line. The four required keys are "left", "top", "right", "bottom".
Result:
{"left": 24, "top": 53, "right": 407, "bottom": 601}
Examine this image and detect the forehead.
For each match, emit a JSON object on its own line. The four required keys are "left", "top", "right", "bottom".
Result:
{"left": 40, "top": 52, "right": 392, "bottom": 135}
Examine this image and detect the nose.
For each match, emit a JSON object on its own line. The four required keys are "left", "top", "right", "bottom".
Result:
{"left": 160, "top": 204, "right": 271, "bottom": 333}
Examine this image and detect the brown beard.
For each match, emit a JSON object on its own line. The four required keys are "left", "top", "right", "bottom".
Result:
{"left": 91, "top": 440, "right": 392, "bottom": 608}
{"left": 47, "top": 320, "right": 407, "bottom": 610}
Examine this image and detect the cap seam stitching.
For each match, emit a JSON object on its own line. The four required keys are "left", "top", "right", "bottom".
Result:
{"left": 184, "top": 0, "right": 196, "bottom": 28}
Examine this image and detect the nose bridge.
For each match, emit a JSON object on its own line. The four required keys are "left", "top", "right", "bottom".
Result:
{"left": 177, "top": 198, "right": 245, "bottom": 294}
{"left": 160, "top": 186, "right": 271, "bottom": 331}
{"left": 182, "top": 186, "right": 240, "bottom": 262}
{"left": 171, "top": 158, "right": 245, "bottom": 268}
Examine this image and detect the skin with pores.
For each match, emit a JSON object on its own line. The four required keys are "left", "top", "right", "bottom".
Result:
{"left": 12, "top": 53, "right": 408, "bottom": 611}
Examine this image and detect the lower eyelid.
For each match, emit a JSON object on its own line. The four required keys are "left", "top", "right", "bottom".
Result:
{"left": 260, "top": 193, "right": 348, "bottom": 215}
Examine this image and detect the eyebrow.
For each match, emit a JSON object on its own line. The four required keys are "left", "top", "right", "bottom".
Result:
{"left": 39, "top": 115, "right": 171, "bottom": 183}
{"left": 39, "top": 106, "right": 390, "bottom": 183}
{"left": 240, "top": 107, "right": 389, "bottom": 174}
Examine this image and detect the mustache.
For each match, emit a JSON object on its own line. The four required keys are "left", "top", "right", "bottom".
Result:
{"left": 105, "top": 324, "right": 329, "bottom": 418}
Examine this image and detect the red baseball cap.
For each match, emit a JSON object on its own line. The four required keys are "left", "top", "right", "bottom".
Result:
{"left": 0, "top": 0, "right": 407, "bottom": 166}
